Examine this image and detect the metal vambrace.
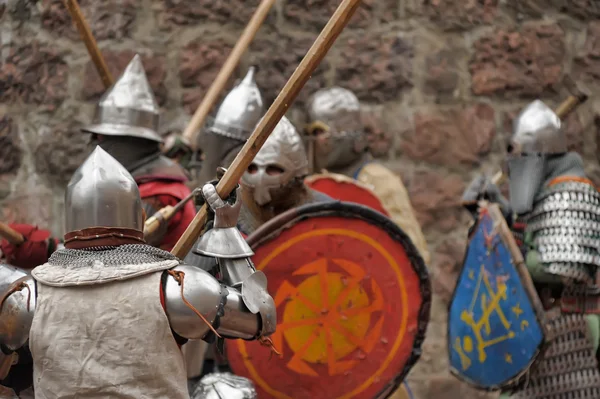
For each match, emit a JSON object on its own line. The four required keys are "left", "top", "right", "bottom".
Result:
{"left": 164, "top": 265, "right": 275, "bottom": 341}
{"left": 193, "top": 183, "right": 277, "bottom": 337}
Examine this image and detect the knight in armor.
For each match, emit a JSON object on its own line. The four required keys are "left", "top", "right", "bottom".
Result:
{"left": 197, "top": 66, "right": 264, "bottom": 185}
{"left": 237, "top": 115, "right": 332, "bottom": 235}
{"left": 0, "top": 54, "right": 196, "bottom": 268}
{"left": 181, "top": 116, "right": 332, "bottom": 390}
{"left": 304, "top": 86, "right": 431, "bottom": 265}
{"left": 0, "top": 146, "right": 276, "bottom": 398}
{"left": 463, "top": 99, "right": 600, "bottom": 398}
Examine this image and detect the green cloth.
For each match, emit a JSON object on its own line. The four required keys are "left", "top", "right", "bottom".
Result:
{"left": 523, "top": 231, "right": 562, "bottom": 284}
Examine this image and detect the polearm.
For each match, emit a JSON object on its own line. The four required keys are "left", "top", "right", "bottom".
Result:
{"left": 63, "top": 0, "right": 113, "bottom": 88}
{"left": 491, "top": 78, "right": 589, "bottom": 186}
{"left": 171, "top": 0, "right": 364, "bottom": 258}
{"left": 179, "top": 0, "right": 277, "bottom": 151}
{"left": 143, "top": 189, "right": 200, "bottom": 239}
{"left": 0, "top": 222, "right": 24, "bottom": 245}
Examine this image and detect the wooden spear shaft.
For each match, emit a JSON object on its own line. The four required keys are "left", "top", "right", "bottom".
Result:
{"left": 171, "top": 0, "right": 363, "bottom": 258}
{"left": 0, "top": 222, "right": 24, "bottom": 245}
{"left": 63, "top": 0, "right": 113, "bottom": 89}
{"left": 181, "top": 0, "right": 277, "bottom": 150}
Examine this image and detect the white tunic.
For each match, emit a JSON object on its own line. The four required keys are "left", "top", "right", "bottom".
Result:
{"left": 29, "top": 258, "right": 188, "bottom": 399}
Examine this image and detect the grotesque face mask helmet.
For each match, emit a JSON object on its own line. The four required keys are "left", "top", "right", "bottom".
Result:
{"left": 81, "top": 54, "right": 163, "bottom": 143}
{"left": 65, "top": 146, "right": 144, "bottom": 233}
{"left": 305, "top": 86, "right": 366, "bottom": 171}
{"left": 506, "top": 100, "right": 565, "bottom": 215}
{"left": 241, "top": 116, "right": 309, "bottom": 206}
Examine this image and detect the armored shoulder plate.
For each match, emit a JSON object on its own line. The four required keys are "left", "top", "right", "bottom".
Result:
{"left": 164, "top": 265, "right": 263, "bottom": 341}
{"left": 0, "top": 267, "right": 36, "bottom": 351}
{"left": 526, "top": 179, "right": 600, "bottom": 284}
{"left": 164, "top": 265, "right": 225, "bottom": 340}
{"left": 511, "top": 100, "right": 565, "bottom": 154}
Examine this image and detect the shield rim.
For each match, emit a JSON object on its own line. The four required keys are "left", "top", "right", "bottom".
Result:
{"left": 240, "top": 200, "right": 431, "bottom": 399}
{"left": 447, "top": 202, "right": 548, "bottom": 391}
{"left": 303, "top": 172, "right": 391, "bottom": 217}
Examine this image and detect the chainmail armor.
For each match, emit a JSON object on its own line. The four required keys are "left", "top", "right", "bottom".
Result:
{"left": 47, "top": 244, "right": 179, "bottom": 268}
{"left": 511, "top": 312, "right": 600, "bottom": 399}
{"left": 525, "top": 180, "right": 600, "bottom": 286}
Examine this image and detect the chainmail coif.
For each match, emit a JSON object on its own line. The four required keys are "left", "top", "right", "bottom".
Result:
{"left": 48, "top": 244, "right": 180, "bottom": 268}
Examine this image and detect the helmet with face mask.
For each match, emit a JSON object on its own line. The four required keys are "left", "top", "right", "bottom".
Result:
{"left": 305, "top": 87, "right": 367, "bottom": 171}
{"left": 241, "top": 116, "right": 309, "bottom": 206}
{"left": 506, "top": 100, "right": 565, "bottom": 215}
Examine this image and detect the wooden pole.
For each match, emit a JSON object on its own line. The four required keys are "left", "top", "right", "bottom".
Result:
{"left": 63, "top": 0, "right": 113, "bottom": 89}
{"left": 171, "top": 0, "right": 363, "bottom": 258}
{"left": 181, "top": 0, "right": 277, "bottom": 150}
{"left": 0, "top": 222, "right": 24, "bottom": 245}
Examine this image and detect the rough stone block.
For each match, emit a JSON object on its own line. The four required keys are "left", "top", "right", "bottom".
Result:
{"left": 34, "top": 123, "right": 90, "bottom": 186}
{"left": 157, "top": 0, "right": 273, "bottom": 28}
{"left": 180, "top": 39, "right": 237, "bottom": 113}
{"left": 283, "top": 0, "right": 397, "bottom": 31}
{"left": 406, "top": 169, "right": 467, "bottom": 232}
{"left": 41, "top": 0, "right": 137, "bottom": 40}
{"left": 335, "top": 33, "right": 413, "bottom": 102}
{"left": 0, "top": 42, "right": 68, "bottom": 110}
{"left": 470, "top": 24, "right": 566, "bottom": 97}
{"left": 0, "top": 116, "right": 23, "bottom": 175}
{"left": 402, "top": 104, "right": 496, "bottom": 166}
{"left": 82, "top": 50, "right": 167, "bottom": 106}
{"left": 422, "top": 0, "right": 499, "bottom": 31}
{"left": 248, "top": 34, "right": 329, "bottom": 106}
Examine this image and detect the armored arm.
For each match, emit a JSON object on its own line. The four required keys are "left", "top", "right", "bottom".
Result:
{"left": 0, "top": 265, "right": 36, "bottom": 380}
{"left": 462, "top": 174, "right": 513, "bottom": 225}
{"left": 165, "top": 183, "right": 276, "bottom": 341}
{"left": 164, "top": 265, "right": 262, "bottom": 340}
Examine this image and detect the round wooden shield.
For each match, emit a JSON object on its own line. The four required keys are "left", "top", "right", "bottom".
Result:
{"left": 228, "top": 202, "right": 431, "bottom": 399}
{"left": 304, "top": 173, "right": 390, "bottom": 217}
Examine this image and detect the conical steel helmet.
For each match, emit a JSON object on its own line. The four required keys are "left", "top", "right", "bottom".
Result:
{"left": 65, "top": 146, "right": 143, "bottom": 232}
{"left": 510, "top": 99, "right": 565, "bottom": 155}
{"left": 208, "top": 67, "right": 264, "bottom": 141}
{"left": 81, "top": 54, "right": 162, "bottom": 142}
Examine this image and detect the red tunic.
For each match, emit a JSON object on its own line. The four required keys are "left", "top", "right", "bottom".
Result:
{"left": 138, "top": 180, "right": 196, "bottom": 252}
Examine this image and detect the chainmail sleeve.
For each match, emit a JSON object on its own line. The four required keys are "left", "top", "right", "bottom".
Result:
{"left": 524, "top": 179, "right": 600, "bottom": 313}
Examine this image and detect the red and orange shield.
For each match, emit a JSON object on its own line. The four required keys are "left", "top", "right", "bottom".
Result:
{"left": 304, "top": 172, "right": 390, "bottom": 217}
{"left": 227, "top": 202, "right": 430, "bottom": 399}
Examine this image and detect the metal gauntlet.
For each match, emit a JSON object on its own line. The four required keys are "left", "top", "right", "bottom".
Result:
{"left": 193, "top": 183, "right": 276, "bottom": 337}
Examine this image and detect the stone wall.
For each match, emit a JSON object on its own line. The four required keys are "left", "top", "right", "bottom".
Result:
{"left": 1, "top": 0, "right": 600, "bottom": 397}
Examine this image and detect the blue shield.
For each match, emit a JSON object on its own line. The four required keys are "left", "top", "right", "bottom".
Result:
{"left": 448, "top": 204, "right": 545, "bottom": 390}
